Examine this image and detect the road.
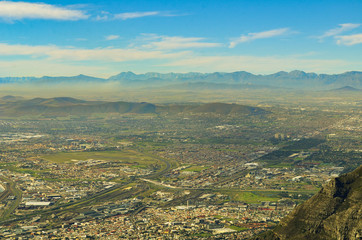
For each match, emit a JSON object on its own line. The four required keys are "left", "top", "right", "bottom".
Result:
{"left": 0, "top": 154, "right": 173, "bottom": 226}
{"left": 140, "top": 178, "right": 181, "bottom": 189}
{"left": 0, "top": 176, "right": 22, "bottom": 220}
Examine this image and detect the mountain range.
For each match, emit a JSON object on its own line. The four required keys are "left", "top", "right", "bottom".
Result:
{"left": 1, "top": 71, "right": 362, "bottom": 90}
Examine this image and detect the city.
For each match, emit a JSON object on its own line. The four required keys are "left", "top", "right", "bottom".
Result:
{"left": 0, "top": 96, "right": 360, "bottom": 239}
{"left": 0, "top": 0, "right": 361, "bottom": 239}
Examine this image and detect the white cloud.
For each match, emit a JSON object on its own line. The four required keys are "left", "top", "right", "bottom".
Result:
{"left": 95, "top": 11, "right": 111, "bottom": 21}
{"left": 114, "top": 11, "right": 160, "bottom": 20}
{"left": 336, "top": 34, "right": 362, "bottom": 46}
{"left": 0, "top": 1, "right": 88, "bottom": 21}
{"left": 105, "top": 35, "right": 120, "bottom": 41}
{"left": 0, "top": 38, "right": 360, "bottom": 77}
{"left": 0, "top": 43, "right": 189, "bottom": 62}
{"left": 162, "top": 55, "right": 360, "bottom": 74}
{"left": 142, "top": 35, "right": 222, "bottom": 50}
{"left": 319, "top": 23, "right": 360, "bottom": 39}
{"left": 95, "top": 15, "right": 109, "bottom": 21}
{"left": 95, "top": 11, "right": 181, "bottom": 21}
{"left": 1, "top": 52, "right": 360, "bottom": 78}
{"left": 0, "top": 42, "right": 189, "bottom": 77}
{"left": 229, "top": 28, "right": 290, "bottom": 48}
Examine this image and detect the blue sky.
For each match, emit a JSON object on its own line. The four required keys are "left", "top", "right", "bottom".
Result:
{"left": 0, "top": 0, "right": 361, "bottom": 77}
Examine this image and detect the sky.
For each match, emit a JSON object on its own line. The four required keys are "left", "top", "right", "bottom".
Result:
{"left": 0, "top": 0, "right": 362, "bottom": 77}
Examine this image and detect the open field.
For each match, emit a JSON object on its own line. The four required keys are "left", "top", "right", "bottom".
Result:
{"left": 182, "top": 165, "right": 210, "bottom": 172}
{"left": 219, "top": 190, "right": 282, "bottom": 203}
{"left": 39, "top": 150, "right": 159, "bottom": 166}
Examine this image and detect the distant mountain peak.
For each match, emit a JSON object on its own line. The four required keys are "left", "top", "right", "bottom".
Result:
{"left": 332, "top": 86, "right": 361, "bottom": 91}
{"left": 1, "top": 95, "right": 17, "bottom": 100}
{"left": 289, "top": 70, "right": 305, "bottom": 73}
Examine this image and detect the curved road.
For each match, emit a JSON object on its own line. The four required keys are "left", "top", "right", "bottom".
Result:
{"left": 0, "top": 176, "right": 22, "bottom": 220}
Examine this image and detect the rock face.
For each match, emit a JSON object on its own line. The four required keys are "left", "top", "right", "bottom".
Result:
{"left": 252, "top": 165, "right": 362, "bottom": 240}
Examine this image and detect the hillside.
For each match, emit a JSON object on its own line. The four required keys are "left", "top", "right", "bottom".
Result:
{"left": 330, "top": 86, "right": 361, "bottom": 92}
{"left": 0, "top": 95, "right": 24, "bottom": 101}
{"left": 251, "top": 165, "right": 362, "bottom": 240}
{"left": 0, "top": 97, "right": 156, "bottom": 116}
{"left": 0, "top": 97, "right": 267, "bottom": 117}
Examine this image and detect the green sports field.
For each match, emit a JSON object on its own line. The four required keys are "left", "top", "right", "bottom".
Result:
{"left": 39, "top": 150, "right": 159, "bottom": 166}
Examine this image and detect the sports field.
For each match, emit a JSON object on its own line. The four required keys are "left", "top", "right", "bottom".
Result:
{"left": 220, "top": 190, "right": 280, "bottom": 203}
{"left": 39, "top": 150, "right": 159, "bottom": 166}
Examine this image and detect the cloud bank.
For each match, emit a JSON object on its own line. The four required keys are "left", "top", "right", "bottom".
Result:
{"left": 319, "top": 23, "right": 360, "bottom": 39}
{"left": 105, "top": 35, "right": 120, "bottom": 41}
{"left": 0, "top": 1, "right": 88, "bottom": 21}
{"left": 141, "top": 35, "right": 222, "bottom": 50}
{"left": 114, "top": 11, "right": 161, "bottom": 20}
{"left": 0, "top": 43, "right": 188, "bottom": 62}
{"left": 336, "top": 34, "right": 362, "bottom": 46}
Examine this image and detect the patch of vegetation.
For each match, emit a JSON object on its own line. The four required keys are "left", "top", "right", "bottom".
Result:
{"left": 192, "top": 232, "right": 214, "bottom": 238}
{"left": 39, "top": 150, "right": 159, "bottom": 165}
{"left": 182, "top": 165, "right": 209, "bottom": 172}
{"left": 228, "top": 225, "right": 248, "bottom": 231}
{"left": 268, "top": 163, "right": 293, "bottom": 168}
{"left": 220, "top": 191, "right": 279, "bottom": 203}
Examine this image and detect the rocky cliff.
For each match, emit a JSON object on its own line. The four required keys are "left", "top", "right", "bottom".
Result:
{"left": 252, "top": 165, "right": 362, "bottom": 240}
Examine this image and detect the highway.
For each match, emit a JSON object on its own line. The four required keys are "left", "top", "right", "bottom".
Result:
{"left": 0, "top": 176, "right": 22, "bottom": 220}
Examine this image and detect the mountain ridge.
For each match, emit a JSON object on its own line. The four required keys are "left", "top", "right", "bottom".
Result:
{"left": 1, "top": 70, "right": 361, "bottom": 90}
{"left": 0, "top": 97, "right": 267, "bottom": 117}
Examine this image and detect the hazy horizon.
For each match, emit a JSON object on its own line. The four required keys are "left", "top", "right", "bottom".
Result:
{"left": 0, "top": 0, "right": 362, "bottom": 77}
{"left": 2, "top": 69, "right": 362, "bottom": 79}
